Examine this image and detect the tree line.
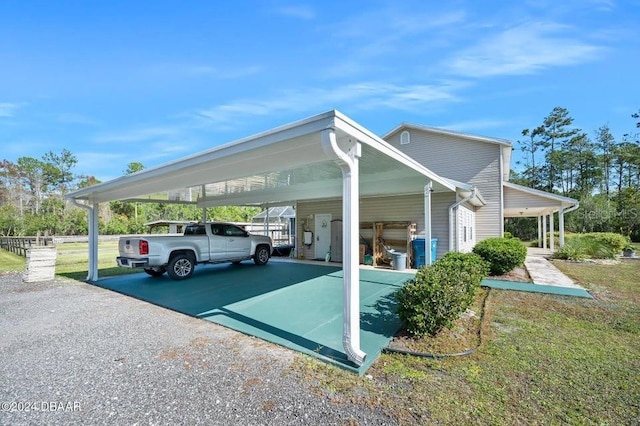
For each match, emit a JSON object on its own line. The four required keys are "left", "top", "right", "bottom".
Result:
{"left": 507, "top": 107, "right": 640, "bottom": 241}
{"left": 0, "top": 158, "right": 259, "bottom": 236}
{"left": 1, "top": 107, "right": 638, "bottom": 240}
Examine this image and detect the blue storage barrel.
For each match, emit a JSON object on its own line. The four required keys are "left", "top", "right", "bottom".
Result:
{"left": 412, "top": 238, "right": 438, "bottom": 268}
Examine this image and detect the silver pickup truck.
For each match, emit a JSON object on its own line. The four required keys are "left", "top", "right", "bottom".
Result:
{"left": 116, "top": 222, "right": 272, "bottom": 280}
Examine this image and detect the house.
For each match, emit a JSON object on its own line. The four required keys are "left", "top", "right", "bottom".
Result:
{"left": 66, "top": 110, "right": 578, "bottom": 366}
{"left": 296, "top": 121, "right": 578, "bottom": 265}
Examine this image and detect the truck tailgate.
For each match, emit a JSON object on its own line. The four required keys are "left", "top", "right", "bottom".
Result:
{"left": 119, "top": 237, "right": 142, "bottom": 256}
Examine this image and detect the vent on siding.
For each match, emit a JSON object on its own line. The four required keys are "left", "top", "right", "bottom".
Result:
{"left": 400, "top": 130, "right": 410, "bottom": 145}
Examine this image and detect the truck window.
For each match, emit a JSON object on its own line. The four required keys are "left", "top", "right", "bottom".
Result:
{"left": 225, "top": 225, "right": 247, "bottom": 237}
{"left": 212, "top": 224, "right": 225, "bottom": 235}
{"left": 185, "top": 225, "right": 206, "bottom": 235}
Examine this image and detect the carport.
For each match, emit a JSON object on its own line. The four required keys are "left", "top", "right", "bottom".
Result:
{"left": 66, "top": 110, "right": 456, "bottom": 367}
{"left": 503, "top": 182, "right": 579, "bottom": 249}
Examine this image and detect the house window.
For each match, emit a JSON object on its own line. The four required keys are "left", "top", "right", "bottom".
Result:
{"left": 463, "top": 226, "right": 468, "bottom": 242}
{"left": 400, "top": 130, "right": 410, "bottom": 145}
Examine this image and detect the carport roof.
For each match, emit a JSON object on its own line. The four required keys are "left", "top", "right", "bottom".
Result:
{"left": 503, "top": 181, "right": 579, "bottom": 217}
{"left": 66, "top": 110, "right": 456, "bottom": 206}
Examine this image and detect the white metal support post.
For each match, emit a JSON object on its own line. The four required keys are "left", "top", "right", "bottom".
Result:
{"left": 549, "top": 211, "right": 555, "bottom": 251}
{"left": 424, "top": 181, "right": 433, "bottom": 266}
{"left": 88, "top": 202, "right": 99, "bottom": 281}
{"left": 70, "top": 198, "right": 99, "bottom": 281}
{"left": 542, "top": 214, "right": 548, "bottom": 250}
{"left": 266, "top": 204, "right": 270, "bottom": 237}
{"left": 538, "top": 216, "right": 543, "bottom": 248}
{"left": 558, "top": 208, "right": 565, "bottom": 248}
{"left": 201, "top": 185, "right": 207, "bottom": 223}
{"left": 321, "top": 129, "right": 366, "bottom": 366}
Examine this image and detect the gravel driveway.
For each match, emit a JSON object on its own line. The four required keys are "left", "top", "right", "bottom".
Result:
{"left": 0, "top": 273, "right": 395, "bottom": 425}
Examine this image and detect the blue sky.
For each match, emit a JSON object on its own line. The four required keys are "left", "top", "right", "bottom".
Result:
{"left": 1, "top": 0, "right": 639, "bottom": 182}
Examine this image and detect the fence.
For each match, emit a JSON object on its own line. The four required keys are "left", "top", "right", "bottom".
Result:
{"left": 243, "top": 223, "right": 292, "bottom": 246}
{"left": 0, "top": 235, "right": 55, "bottom": 257}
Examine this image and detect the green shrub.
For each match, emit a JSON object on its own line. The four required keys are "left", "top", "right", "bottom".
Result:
{"left": 554, "top": 232, "right": 626, "bottom": 260}
{"left": 503, "top": 231, "right": 513, "bottom": 239}
{"left": 555, "top": 238, "right": 588, "bottom": 261}
{"left": 472, "top": 237, "right": 527, "bottom": 275}
{"left": 581, "top": 232, "right": 627, "bottom": 253}
{"left": 395, "top": 252, "right": 489, "bottom": 337}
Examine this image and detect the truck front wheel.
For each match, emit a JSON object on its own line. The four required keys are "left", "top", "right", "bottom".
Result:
{"left": 253, "top": 245, "right": 270, "bottom": 266}
{"left": 167, "top": 253, "right": 195, "bottom": 280}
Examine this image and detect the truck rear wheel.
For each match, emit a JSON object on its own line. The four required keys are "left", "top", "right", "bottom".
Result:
{"left": 253, "top": 245, "right": 270, "bottom": 266}
{"left": 167, "top": 253, "right": 195, "bottom": 280}
{"left": 144, "top": 267, "right": 166, "bottom": 277}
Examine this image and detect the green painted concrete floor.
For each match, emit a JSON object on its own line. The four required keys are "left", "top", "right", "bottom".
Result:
{"left": 482, "top": 279, "right": 593, "bottom": 298}
{"left": 92, "top": 261, "right": 414, "bottom": 374}
{"left": 91, "top": 261, "right": 591, "bottom": 374}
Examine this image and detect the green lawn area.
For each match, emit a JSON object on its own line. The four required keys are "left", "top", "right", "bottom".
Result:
{"left": 1, "top": 240, "right": 136, "bottom": 280}
{"left": 0, "top": 249, "right": 26, "bottom": 272}
{"left": 55, "top": 240, "right": 137, "bottom": 280}
{"left": 294, "top": 259, "right": 640, "bottom": 425}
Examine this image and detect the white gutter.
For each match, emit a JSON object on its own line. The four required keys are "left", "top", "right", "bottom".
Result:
{"left": 563, "top": 202, "right": 580, "bottom": 215}
{"left": 448, "top": 187, "right": 477, "bottom": 252}
{"left": 558, "top": 202, "right": 580, "bottom": 248}
{"left": 320, "top": 128, "right": 366, "bottom": 366}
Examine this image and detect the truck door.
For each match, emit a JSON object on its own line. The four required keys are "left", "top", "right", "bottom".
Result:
{"left": 209, "top": 223, "right": 228, "bottom": 260}
{"left": 223, "top": 224, "right": 252, "bottom": 257}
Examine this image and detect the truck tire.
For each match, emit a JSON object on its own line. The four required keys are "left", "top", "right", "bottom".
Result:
{"left": 144, "top": 267, "right": 166, "bottom": 277}
{"left": 167, "top": 253, "right": 195, "bottom": 280}
{"left": 253, "top": 245, "right": 270, "bottom": 266}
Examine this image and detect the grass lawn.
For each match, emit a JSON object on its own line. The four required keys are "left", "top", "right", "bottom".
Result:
{"left": 0, "top": 241, "right": 137, "bottom": 280}
{"left": 293, "top": 259, "right": 640, "bottom": 425}
{"left": 55, "top": 240, "right": 137, "bottom": 280}
{"left": 0, "top": 249, "right": 26, "bottom": 273}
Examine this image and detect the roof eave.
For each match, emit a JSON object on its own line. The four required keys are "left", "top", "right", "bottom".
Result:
{"left": 383, "top": 122, "right": 512, "bottom": 147}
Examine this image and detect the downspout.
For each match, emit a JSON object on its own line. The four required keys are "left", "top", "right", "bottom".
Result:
{"left": 448, "top": 187, "right": 477, "bottom": 252}
{"left": 321, "top": 128, "right": 366, "bottom": 366}
{"left": 424, "top": 181, "right": 433, "bottom": 266}
{"left": 559, "top": 202, "right": 580, "bottom": 248}
{"left": 70, "top": 198, "right": 99, "bottom": 282}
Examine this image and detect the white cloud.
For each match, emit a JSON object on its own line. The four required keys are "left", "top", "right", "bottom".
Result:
{"left": 194, "top": 81, "right": 464, "bottom": 127}
{"left": 447, "top": 22, "right": 603, "bottom": 78}
{"left": 588, "top": 0, "right": 616, "bottom": 12}
{"left": 322, "top": 8, "right": 466, "bottom": 77}
{"left": 277, "top": 5, "right": 316, "bottom": 20}
{"left": 0, "top": 102, "right": 21, "bottom": 118}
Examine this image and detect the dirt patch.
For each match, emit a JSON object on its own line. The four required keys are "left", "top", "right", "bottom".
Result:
{"left": 387, "top": 266, "right": 528, "bottom": 355}
{"left": 387, "top": 288, "right": 490, "bottom": 355}
{"left": 488, "top": 265, "right": 531, "bottom": 282}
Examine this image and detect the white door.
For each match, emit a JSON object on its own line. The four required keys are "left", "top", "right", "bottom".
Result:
{"left": 458, "top": 207, "right": 476, "bottom": 253}
{"left": 314, "top": 214, "right": 332, "bottom": 259}
{"left": 209, "top": 223, "right": 228, "bottom": 260}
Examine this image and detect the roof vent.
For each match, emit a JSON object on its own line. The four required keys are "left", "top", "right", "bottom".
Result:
{"left": 400, "top": 130, "right": 410, "bottom": 145}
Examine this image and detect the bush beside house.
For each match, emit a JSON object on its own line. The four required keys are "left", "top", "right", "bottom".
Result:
{"left": 472, "top": 237, "right": 527, "bottom": 276}
{"left": 395, "top": 252, "right": 489, "bottom": 337}
{"left": 555, "top": 232, "right": 630, "bottom": 260}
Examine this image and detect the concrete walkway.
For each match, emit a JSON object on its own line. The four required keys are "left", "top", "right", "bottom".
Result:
{"left": 525, "top": 248, "right": 585, "bottom": 289}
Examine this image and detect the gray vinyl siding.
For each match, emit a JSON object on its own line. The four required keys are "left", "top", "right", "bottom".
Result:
{"left": 386, "top": 130, "right": 504, "bottom": 241}
{"left": 504, "top": 186, "right": 562, "bottom": 210}
{"left": 297, "top": 192, "right": 454, "bottom": 260}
